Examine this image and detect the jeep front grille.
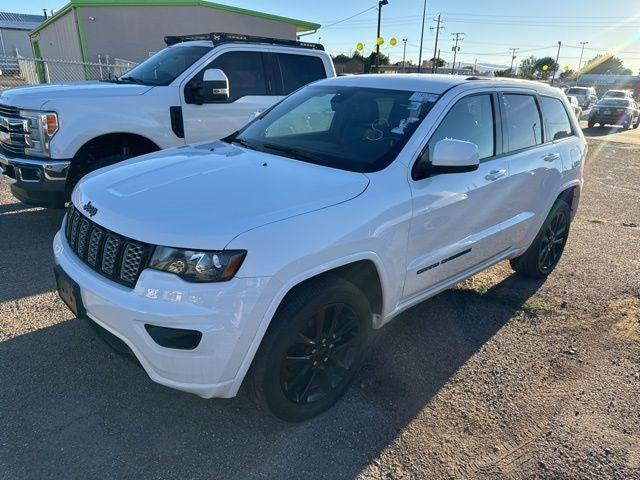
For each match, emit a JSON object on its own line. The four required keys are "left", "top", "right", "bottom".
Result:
{"left": 64, "top": 206, "right": 153, "bottom": 288}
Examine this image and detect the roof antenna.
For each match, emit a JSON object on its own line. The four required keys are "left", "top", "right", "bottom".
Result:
{"left": 43, "top": 9, "right": 48, "bottom": 19}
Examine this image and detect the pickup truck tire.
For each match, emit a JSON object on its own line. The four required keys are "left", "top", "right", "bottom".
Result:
{"left": 587, "top": 120, "right": 595, "bottom": 129}
{"left": 250, "top": 276, "right": 372, "bottom": 422}
{"left": 510, "top": 200, "right": 571, "bottom": 279}
{"left": 65, "top": 136, "right": 157, "bottom": 199}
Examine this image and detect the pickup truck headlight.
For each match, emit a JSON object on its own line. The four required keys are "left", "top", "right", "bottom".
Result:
{"left": 20, "top": 110, "right": 59, "bottom": 157}
{"left": 149, "top": 247, "right": 246, "bottom": 282}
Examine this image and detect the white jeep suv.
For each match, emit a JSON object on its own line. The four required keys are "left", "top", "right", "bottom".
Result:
{"left": 0, "top": 33, "right": 334, "bottom": 208}
{"left": 53, "top": 74, "right": 586, "bottom": 421}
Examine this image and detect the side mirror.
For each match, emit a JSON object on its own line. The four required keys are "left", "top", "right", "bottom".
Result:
{"left": 431, "top": 138, "right": 480, "bottom": 173}
{"left": 200, "top": 68, "right": 229, "bottom": 103}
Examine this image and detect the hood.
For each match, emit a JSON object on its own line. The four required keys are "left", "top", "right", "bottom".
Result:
{"left": 73, "top": 141, "right": 370, "bottom": 249}
{"left": 0, "top": 82, "right": 152, "bottom": 110}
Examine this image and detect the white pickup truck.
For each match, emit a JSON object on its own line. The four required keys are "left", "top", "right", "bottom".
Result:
{"left": 0, "top": 33, "right": 335, "bottom": 207}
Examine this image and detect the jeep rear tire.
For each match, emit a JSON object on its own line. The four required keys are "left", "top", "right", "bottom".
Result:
{"left": 250, "top": 276, "right": 371, "bottom": 422}
{"left": 510, "top": 200, "right": 571, "bottom": 279}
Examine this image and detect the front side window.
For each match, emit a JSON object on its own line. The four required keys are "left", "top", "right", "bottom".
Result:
{"left": 427, "top": 94, "right": 495, "bottom": 160}
{"left": 209, "top": 51, "right": 268, "bottom": 101}
{"left": 120, "top": 45, "right": 211, "bottom": 86}
{"left": 231, "top": 85, "right": 438, "bottom": 172}
{"left": 541, "top": 97, "right": 573, "bottom": 141}
{"left": 276, "top": 54, "right": 326, "bottom": 94}
{"left": 502, "top": 94, "right": 542, "bottom": 151}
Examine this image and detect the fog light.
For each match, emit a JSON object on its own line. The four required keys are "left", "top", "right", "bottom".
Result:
{"left": 144, "top": 324, "right": 202, "bottom": 350}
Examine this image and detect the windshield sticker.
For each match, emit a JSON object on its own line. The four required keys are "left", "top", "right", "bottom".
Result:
{"left": 409, "top": 92, "right": 438, "bottom": 103}
{"left": 391, "top": 117, "right": 420, "bottom": 135}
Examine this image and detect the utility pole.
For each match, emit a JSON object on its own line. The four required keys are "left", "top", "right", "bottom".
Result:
{"left": 550, "top": 40, "right": 561, "bottom": 86}
{"left": 375, "top": 0, "right": 389, "bottom": 73}
{"left": 417, "top": 0, "right": 427, "bottom": 73}
{"left": 578, "top": 41, "right": 589, "bottom": 71}
{"left": 402, "top": 38, "right": 407, "bottom": 72}
{"left": 509, "top": 47, "right": 519, "bottom": 75}
{"left": 450, "top": 32, "right": 464, "bottom": 75}
{"left": 430, "top": 14, "right": 443, "bottom": 74}
{"left": 436, "top": 48, "right": 441, "bottom": 73}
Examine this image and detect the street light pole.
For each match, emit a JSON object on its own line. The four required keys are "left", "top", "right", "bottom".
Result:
{"left": 417, "top": 0, "right": 427, "bottom": 73}
{"left": 578, "top": 41, "right": 589, "bottom": 71}
{"left": 402, "top": 38, "right": 407, "bottom": 72}
{"left": 375, "top": 0, "right": 389, "bottom": 73}
{"left": 550, "top": 40, "right": 561, "bottom": 86}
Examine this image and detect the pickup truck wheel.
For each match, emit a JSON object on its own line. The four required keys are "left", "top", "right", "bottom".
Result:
{"left": 587, "top": 120, "right": 595, "bottom": 129}
{"left": 65, "top": 137, "right": 157, "bottom": 199}
{"left": 251, "top": 276, "right": 371, "bottom": 422}
{"left": 510, "top": 200, "right": 571, "bottom": 279}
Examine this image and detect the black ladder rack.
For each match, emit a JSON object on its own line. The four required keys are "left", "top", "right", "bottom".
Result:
{"left": 164, "top": 32, "right": 324, "bottom": 51}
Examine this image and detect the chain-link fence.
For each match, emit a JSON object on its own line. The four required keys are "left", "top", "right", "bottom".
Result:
{"left": 0, "top": 55, "right": 137, "bottom": 90}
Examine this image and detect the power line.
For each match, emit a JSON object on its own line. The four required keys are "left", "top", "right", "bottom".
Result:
{"left": 321, "top": 5, "right": 377, "bottom": 29}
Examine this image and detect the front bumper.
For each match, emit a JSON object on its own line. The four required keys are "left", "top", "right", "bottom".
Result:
{"left": 53, "top": 230, "right": 278, "bottom": 399}
{"left": 0, "top": 147, "right": 70, "bottom": 207}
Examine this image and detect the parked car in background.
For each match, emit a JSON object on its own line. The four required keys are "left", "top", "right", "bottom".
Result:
{"left": 567, "top": 95, "right": 583, "bottom": 119}
{"left": 603, "top": 89, "right": 633, "bottom": 99}
{"left": 566, "top": 86, "right": 598, "bottom": 108}
{"left": 0, "top": 33, "right": 335, "bottom": 208}
{"left": 54, "top": 74, "right": 586, "bottom": 421}
{"left": 587, "top": 98, "right": 640, "bottom": 129}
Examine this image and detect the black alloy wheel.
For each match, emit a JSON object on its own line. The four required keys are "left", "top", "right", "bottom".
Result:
{"left": 537, "top": 207, "right": 568, "bottom": 274}
{"left": 250, "top": 276, "right": 371, "bottom": 422}
{"left": 280, "top": 303, "right": 360, "bottom": 404}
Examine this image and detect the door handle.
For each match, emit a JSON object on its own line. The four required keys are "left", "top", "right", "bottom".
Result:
{"left": 485, "top": 169, "right": 507, "bottom": 181}
{"left": 543, "top": 152, "right": 560, "bottom": 162}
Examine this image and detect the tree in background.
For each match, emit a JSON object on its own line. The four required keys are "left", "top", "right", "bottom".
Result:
{"left": 518, "top": 56, "right": 537, "bottom": 79}
{"left": 581, "top": 54, "right": 632, "bottom": 75}
{"left": 364, "top": 51, "right": 390, "bottom": 73}
{"left": 559, "top": 66, "right": 576, "bottom": 81}
{"left": 533, "top": 57, "right": 558, "bottom": 80}
{"left": 429, "top": 57, "right": 446, "bottom": 67}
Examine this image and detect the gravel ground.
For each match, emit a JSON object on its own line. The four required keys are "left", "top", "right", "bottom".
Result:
{"left": 1, "top": 127, "right": 639, "bottom": 479}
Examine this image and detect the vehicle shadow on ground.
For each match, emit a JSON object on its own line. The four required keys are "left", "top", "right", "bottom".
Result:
{"left": 0, "top": 271, "right": 544, "bottom": 479}
{"left": 582, "top": 125, "right": 627, "bottom": 137}
{"left": 0, "top": 204, "right": 64, "bottom": 302}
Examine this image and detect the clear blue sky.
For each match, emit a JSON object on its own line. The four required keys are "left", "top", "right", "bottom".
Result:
{"left": 3, "top": 0, "right": 640, "bottom": 72}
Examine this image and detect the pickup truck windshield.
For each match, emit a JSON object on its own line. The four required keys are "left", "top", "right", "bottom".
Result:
{"left": 232, "top": 85, "right": 437, "bottom": 173}
{"left": 119, "top": 45, "right": 212, "bottom": 86}
{"left": 567, "top": 88, "right": 588, "bottom": 95}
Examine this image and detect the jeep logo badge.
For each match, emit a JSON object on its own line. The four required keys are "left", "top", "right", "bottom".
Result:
{"left": 83, "top": 201, "right": 98, "bottom": 217}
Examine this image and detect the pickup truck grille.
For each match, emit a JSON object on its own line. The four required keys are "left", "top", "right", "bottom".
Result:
{"left": 0, "top": 103, "right": 30, "bottom": 155}
{"left": 64, "top": 206, "right": 154, "bottom": 288}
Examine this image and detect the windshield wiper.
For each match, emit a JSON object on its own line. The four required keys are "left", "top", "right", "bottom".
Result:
{"left": 231, "top": 138, "right": 260, "bottom": 151}
{"left": 118, "top": 76, "right": 146, "bottom": 85}
{"left": 262, "top": 143, "right": 322, "bottom": 163}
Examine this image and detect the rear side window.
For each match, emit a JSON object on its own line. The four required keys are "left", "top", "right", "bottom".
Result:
{"left": 209, "top": 51, "right": 268, "bottom": 101}
{"left": 541, "top": 97, "right": 573, "bottom": 141}
{"left": 502, "top": 94, "right": 542, "bottom": 151}
{"left": 276, "top": 54, "right": 326, "bottom": 94}
{"left": 428, "top": 94, "right": 495, "bottom": 160}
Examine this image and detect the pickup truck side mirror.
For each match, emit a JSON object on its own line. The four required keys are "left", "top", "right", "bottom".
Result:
{"left": 413, "top": 138, "right": 480, "bottom": 179}
{"left": 199, "top": 68, "right": 230, "bottom": 103}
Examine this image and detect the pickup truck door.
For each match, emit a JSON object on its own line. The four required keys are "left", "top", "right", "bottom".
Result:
{"left": 180, "top": 50, "right": 329, "bottom": 143}
{"left": 181, "top": 51, "right": 281, "bottom": 143}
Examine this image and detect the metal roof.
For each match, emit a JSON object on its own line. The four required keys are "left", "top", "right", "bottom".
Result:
{"left": 30, "top": 1, "right": 319, "bottom": 36}
{"left": 0, "top": 11, "right": 45, "bottom": 31}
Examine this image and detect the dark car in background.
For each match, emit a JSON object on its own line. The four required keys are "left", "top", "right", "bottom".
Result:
{"left": 588, "top": 98, "right": 640, "bottom": 129}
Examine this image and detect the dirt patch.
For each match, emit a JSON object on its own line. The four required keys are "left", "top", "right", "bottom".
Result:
{"left": 610, "top": 297, "right": 640, "bottom": 343}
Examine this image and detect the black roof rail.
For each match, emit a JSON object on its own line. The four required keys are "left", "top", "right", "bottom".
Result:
{"left": 164, "top": 32, "right": 324, "bottom": 51}
{"left": 465, "top": 76, "right": 488, "bottom": 80}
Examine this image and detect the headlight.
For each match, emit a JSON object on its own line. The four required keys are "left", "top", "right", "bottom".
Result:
{"left": 20, "top": 110, "right": 58, "bottom": 157}
{"left": 149, "top": 247, "right": 246, "bottom": 282}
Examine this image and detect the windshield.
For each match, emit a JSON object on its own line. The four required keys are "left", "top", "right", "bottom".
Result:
{"left": 605, "top": 91, "right": 625, "bottom": 98}
{"left": 597, "top": 99, "right": 632, "bottom": 107}
{"left": 230, "top": 85, "right": 438, "bottom": 173}
{"left": 119, "top": 45, "right": 211, "bottom": 86}
{"left": 567, "top": 88, "right": 588, "bottom": 95}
